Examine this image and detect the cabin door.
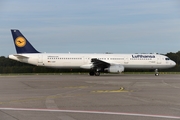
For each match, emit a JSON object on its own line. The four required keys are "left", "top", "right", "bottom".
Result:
{"left": 124, "top": 57, "right": 129, "bottom": 64}
{"left": 38, "top": 55, "right": 44, "bottom": 65}
{"left": 157, "top": 57, "right": 161, "bottom": 64}
{"left": 83, "top": 56, "right": 90, "bottom": 64}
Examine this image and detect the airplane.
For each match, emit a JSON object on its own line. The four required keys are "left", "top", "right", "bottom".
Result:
{"left": 9, "top": 29, "right": 176, "bottom": 76}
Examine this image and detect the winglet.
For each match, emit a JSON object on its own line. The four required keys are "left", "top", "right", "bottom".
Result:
{"left": 11, "top": 29, "right": 40, "bottom": 53}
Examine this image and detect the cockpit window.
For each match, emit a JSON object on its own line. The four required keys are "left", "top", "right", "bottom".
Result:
{"left": 165, "top": 58, "right": 170, "bottom": 60}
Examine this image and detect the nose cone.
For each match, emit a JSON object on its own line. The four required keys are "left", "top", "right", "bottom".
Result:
{"left": 171, "top": 60, "right": 176, "bottom": 67}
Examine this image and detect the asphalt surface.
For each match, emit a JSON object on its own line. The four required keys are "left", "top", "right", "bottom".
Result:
{"left": 0, "top": 74, "right": 180, "bottom": 120}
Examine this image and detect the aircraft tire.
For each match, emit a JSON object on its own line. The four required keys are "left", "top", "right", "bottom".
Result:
{"left": 89, "top": 71, "right": 95, "bottom": 76}
{"left": 155, "top": 73, "right": 159, "bottom": 76}
{"left": 94, "top": 71, "right": 100, "bottom": 76}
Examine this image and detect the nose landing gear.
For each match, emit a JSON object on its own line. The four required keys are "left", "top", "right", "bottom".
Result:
{"left": 155, "top": 69, "right": 159, "bottom": 76}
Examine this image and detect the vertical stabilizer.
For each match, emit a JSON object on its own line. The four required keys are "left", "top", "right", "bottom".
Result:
{"left": 11, "top": 29, "right": 40, "bottom": 53}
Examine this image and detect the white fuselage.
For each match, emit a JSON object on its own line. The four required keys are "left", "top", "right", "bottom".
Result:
{"left": 9, "top": 53, "right": 176, "bottom": 70}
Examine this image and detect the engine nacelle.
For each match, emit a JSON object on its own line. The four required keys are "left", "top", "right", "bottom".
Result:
{"left": 80, "top": 64, "right": 93, "bottom": 69}
{"left": 106, "top": 65, "right": 124, "bottom": 73}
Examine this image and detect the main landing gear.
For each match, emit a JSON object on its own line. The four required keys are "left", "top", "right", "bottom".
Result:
{"left": 89, "top": 70, "right": 100, "bottom": 76}
{"left": 155, "top": 69, "right": 159, "bottom": 76}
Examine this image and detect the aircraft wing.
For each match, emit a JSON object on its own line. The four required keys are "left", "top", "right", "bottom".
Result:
{"left": 91, "top": 58, "right": 110, "bottom": 70}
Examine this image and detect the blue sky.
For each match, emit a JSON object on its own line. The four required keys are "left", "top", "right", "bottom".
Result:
{"left": 1, "top": 0, "right": 180, "bottom": 56}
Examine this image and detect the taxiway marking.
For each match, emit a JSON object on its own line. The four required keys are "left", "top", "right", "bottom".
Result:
{"left": 92, "top": 87, "right": 129, "bottom": 93}
{"left": 64, "top": 86, "right": 89, "bottom": 89}
{"left": 0, "top": 108, "right": 179, "bottom": 119}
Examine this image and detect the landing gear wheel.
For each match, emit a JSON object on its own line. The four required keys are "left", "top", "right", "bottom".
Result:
{"left": 94, "top": 71, "right": 100, "bottom": 76}
{"left": 155, "top": 73, "right": 159, "bottom": 76}
{"left": 89, "top": 71, "right": 95, "bottom": 76}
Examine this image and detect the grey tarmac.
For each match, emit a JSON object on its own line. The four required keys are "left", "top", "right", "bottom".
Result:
{"left": 0, "top": 74, "right": 180, "bottom": 120}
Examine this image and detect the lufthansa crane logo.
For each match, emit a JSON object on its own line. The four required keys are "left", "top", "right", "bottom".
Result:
{"left": 15, "top": 37, "right": 26, "bottom": 47}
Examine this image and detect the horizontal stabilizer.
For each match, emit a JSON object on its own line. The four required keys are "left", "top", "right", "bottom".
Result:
{"left": 13, "top": 54, "right": 29, "bottom": 58}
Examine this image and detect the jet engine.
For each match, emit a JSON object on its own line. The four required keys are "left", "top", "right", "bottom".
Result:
{"left": 106, "top": 65, "right": 124, "bottom": 73}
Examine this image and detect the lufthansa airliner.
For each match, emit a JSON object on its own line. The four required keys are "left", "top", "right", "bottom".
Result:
{"left": 9, "top": 29, "right": 176, "bottom": 76}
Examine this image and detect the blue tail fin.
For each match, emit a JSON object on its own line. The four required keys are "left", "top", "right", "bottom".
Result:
{"left": 11, "top": 29, "right": 40, "bottom": 53}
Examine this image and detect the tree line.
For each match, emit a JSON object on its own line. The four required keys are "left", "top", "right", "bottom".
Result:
{"left": 0, "top": 52, "right": 180, "bottom": 74}
{"left": 0, "top": 56, "right": 87, "bottom": 74}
